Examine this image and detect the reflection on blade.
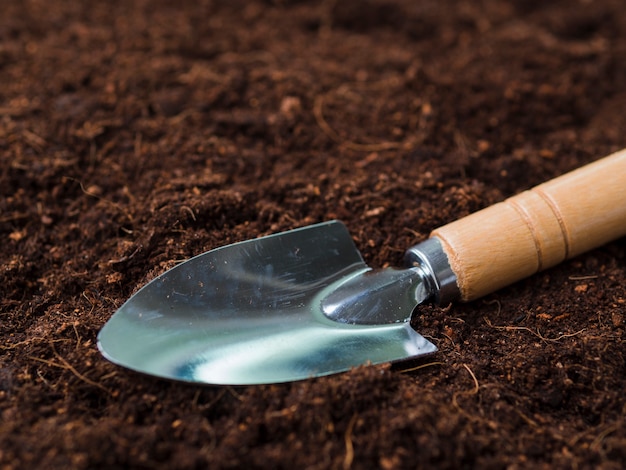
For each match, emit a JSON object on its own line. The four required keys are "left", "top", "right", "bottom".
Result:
{"left": 186, "top": 325, "right": 433, "bottom": 384}
{"left": 97, "top": 221, "right": 437, "bottom": 385}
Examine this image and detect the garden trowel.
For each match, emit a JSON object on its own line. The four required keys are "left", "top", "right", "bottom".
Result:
{"left": 98, "top": 149, "right": 626, "bottom": 385}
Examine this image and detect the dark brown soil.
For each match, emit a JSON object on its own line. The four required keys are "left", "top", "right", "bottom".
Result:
{"left": 2, "top": 0, "right": 625, "bottom": 468}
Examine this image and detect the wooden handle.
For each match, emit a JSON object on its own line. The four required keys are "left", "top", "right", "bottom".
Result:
{"left": 430, "top": 149, "right": 626, "bottom": 302}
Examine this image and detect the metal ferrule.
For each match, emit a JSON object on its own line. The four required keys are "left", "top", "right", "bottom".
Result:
{"left": 404, "top": 237, "right": 459, "bottom": 306}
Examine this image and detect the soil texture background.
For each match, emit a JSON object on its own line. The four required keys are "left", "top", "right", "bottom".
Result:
{"left": 2, "top": 0, "right": 626, "bottom": 468}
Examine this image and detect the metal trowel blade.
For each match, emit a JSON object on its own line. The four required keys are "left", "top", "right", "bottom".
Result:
{"left": 97, "top": 221, "right": 437, "bottom": 385}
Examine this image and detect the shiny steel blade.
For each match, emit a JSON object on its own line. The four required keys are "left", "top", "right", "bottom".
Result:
{"left": 97, "top": 221, "right": 437, "bottom": 385}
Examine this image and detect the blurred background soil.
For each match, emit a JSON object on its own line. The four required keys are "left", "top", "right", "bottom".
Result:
{"left": 1, "top": 0, "right": 625, "bottom": 468}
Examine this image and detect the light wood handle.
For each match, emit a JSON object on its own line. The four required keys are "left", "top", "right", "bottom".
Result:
{"left": 431, "top": 149, "right": 626, "bottom": 302}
